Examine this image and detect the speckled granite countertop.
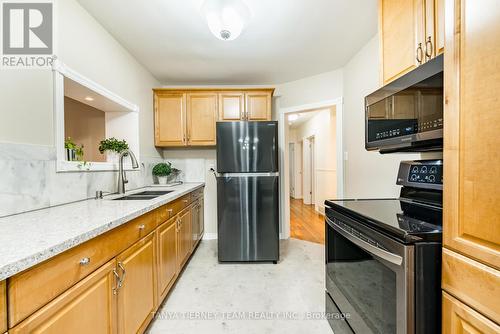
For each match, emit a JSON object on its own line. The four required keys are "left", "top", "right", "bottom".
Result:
{"left": 0, "top": 183, "right": 204, "bottom": 281}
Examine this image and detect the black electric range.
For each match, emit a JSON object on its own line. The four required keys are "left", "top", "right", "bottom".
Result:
{"left": 324, "top": 160, "right": 443, "bottom": 334}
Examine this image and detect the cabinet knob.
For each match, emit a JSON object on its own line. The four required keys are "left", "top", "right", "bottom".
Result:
{"left": 138, "top": 224, "right": 146, "bottom": 230}
{"left": 79, "top": 257, "right": 91, "bottom": 266}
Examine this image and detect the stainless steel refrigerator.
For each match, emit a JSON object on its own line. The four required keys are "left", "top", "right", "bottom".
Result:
{"left": 215, "top": 121, "right": 279, "bottom": 263}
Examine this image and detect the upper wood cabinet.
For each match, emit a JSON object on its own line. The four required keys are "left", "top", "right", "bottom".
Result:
{"left": 245, "top": 91, "right": 272, "bottom": 121}
{"left": 0, "top": 281, "right": 6, "bottom": 334}
{"left": 116, "top": 233, "right": 157, "bottom": 334}
{"left": 443, "top": 0, "right": 500, "bottom": 271}
{"left": 154, "top": 92, "right": 186, "bottom": 146}
{"left": 218, "top": 92, "right": 244, "bottom": 121}
{"left": 10, "top": 261, "right": 117, "bottom": 334}
{"left": 379, "top": 0, "right": 444, "bottom": 85}
{"left": 154, "top": 89, "right": 274, "bottom": 147}
{"left": 186, "top": 93, "right": 217, "bottom": 146}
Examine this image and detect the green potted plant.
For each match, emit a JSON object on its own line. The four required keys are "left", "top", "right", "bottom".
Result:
{"left": 98, "top": 137, "right": 129, "bottom": 162}
{"left": 152, "top": 162, "right": 172, "bottom": 185}
{"left": 65, "top": 137, "right": 84, "bottom": 162}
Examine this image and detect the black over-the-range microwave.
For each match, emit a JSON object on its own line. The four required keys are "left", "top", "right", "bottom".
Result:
{"left": 365, "top": 55, "right": 443, "bottom": 153}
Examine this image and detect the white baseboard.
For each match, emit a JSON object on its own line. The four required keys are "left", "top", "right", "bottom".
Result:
{"left": 202, "top": 233, "right": 217, "bottom": 240}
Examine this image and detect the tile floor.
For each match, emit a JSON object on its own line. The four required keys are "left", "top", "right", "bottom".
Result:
{"left": 147, "top": 239, "right": 333, "bottom": 334}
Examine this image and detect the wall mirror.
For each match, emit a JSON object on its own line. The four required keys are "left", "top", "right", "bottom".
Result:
{"left": 53, "top": 61, "right": 140, "bottom": 172}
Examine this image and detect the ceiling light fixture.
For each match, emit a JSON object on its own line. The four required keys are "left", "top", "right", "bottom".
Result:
{"left": 201, "top": 0, "right": 251, "bottom": 41}
{"left": 288, "top": 114, "right": 299, "bottom": 122}
{"left": 84, "top": 96, "right": 94, "bottom": 101}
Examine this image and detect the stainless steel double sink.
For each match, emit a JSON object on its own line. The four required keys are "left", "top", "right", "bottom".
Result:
{"left": 113, "top": 190, "right": 173, "bottom": 201}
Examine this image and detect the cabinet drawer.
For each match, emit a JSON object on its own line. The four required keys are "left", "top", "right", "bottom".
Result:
{"left": 0, "top": 280, "right": 6, "bottom": 333}
{"left": 10, "top": 261, "right": 117, "bottom": 334}
{"left": 158, "top": 195, "right": 191, "bottom": 224}
{"left": 8, "top": 210, "right": 157, "bottom": 326}
{"left": 443, "top": 292, "right": 500, "bottom": 334}
{"left": 442, "top": 248, "right": 500, "bottom": 323}
{"left": 191, "top": 188, "right": 204, "bottom": 201}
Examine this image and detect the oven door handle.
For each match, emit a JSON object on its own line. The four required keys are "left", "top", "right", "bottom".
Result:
{"left": 328, "top": 218, "right": 403, "bottom": 266}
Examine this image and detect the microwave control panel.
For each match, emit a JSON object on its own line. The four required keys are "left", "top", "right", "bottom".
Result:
{"left": 407, "top": 163, "right": 443, "bottom": 185}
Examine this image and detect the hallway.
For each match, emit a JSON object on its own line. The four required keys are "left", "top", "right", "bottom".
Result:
{"left": 290, "top": 198, "right": 325, "bottom": 244}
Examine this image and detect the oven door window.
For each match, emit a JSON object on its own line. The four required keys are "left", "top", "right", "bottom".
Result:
{"left": 326, "top": 225, "right": 397, "bottom": 334}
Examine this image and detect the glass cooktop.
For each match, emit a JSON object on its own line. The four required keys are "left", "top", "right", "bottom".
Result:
{"left": 325, "top": 198, "right": 442, "bottom": 243}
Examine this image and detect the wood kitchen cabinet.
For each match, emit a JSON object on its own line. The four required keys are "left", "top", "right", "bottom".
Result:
{"left": 156, "top": 216, "right": 178, "bottom": 302}
{"left": 379, "top": 0, "right": 444, "bottom": 85}
{"left": 218, "top": 92, "right": 244, "bottom": 121}
{"left": 10, "top": 261, "right": 117, "bottom": 334}
{"left": 443, "top": 292, "right": 500, "bottom": 334}
{"left": 442, "top": 0, "right": 500, "bottom": 329}
{"left": 245, "top": 91, "right": 272, "bottom": 121}
{"left": 191, "top": 198, "right": 204, "bottom": 249}
{"left": 116, "top": 233, "right": 157, "bottom": 334}
{"left": 186, "top": 93, "right": 218, "bottom": 146}
{"left": 0, "top": 281, "right": 6, "bottom": 334}
{"left": 154, "top": 92, "right": 186, "bottom": 147}
{"left": 177, "top": 208, "right": 192, "bottom": 270}
{"left": 154, "top": 89, "right": 274, "bottom": 147}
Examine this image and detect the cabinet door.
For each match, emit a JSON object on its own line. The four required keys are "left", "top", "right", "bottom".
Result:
{"left": 116, "top": 233, "right": 157, "bottom": 334}
{"left": 156, "top": 217, "right": 178, "bottom": 302}
{"left": 443, "top": 0, "right": 500, "bottom": 270}
{"left": 10, "top": 261, "right": 117, "bottom": 334}
{"left": 219, "top": 92, "right": 244, "bottom": 121}
{"left": 379, "top": 0, "right": 425, "bottom": 84}
{"left": 443, "top": 292, "right": 500, "bottom": 334}
{"left": 177, "top": 209, "right": 192, "bottom": 269}
{"left": 0, "top": 281, "right": 6, "bottom": 334}
{"left": 423, "top": 0, "right": 445, "bottom": 60}
{"left": 434, "top": 0, "right": 445, "bottom": 56}
{"left": 191, "top": 202, "right": 200, "bottom": 249}
{"left": 154, "top": 92, "right": 186, "bottom": 147}
{"left": 245, "top": 92, "right": 272, "bottom": 121}
{"left": 186, "top": 93, "right": 217, "bottom": 146}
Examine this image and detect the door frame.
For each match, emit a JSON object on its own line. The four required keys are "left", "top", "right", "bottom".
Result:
{"left": 289, "top": 142, "right": 295, "bottom": 197}
{"left": 279, "top": 97, "right": 344, "bottom": 240}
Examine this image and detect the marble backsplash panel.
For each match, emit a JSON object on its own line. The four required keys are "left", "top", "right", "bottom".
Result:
{"left": 0, "top": 142, "right": 163, "bottom": 217}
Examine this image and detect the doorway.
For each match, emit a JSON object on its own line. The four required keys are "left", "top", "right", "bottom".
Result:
{"left": 285, "top": 106, "right": 339, "bottom": 244}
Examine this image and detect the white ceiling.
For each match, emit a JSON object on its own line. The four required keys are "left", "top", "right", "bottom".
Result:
{"left": 78, "top": 0, "right": 377, "bottom": 85}
{"left": 288, "top": 109, "right": 322, "bottom": 128}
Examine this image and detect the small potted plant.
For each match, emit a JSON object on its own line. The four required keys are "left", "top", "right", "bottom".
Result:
{"left": 98, "top": 137, "right": 129, "bottom": 162}
{"left": 65, "top": 137, "right": 84, "bottom": 162}
{"left": 152, "top": 162, "right": 172, "bottom": 185}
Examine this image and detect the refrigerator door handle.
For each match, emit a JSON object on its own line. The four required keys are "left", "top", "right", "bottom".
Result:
{"left": 216, "top": 172, "right": 279, "bottom": 177}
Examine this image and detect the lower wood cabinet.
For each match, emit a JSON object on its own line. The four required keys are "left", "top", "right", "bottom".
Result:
{"left": 156, "top": 216, "right": 178, "bottom": 302}
{"left": 443, "top": 292, "right": 500, "bottom": 334}
{"left": 177, "top": 208, "right": 192, "bottom": 270}
{"left": 116, "top": 233, "right": 157, "bottom": 334}
{"left": 1, "top": 280, "right": 6, "bottom": 334}
{"left": 191, "top": 198, "right": 204, "bottom": 249}
{"left": 11, "top": 261, "right": 117, "bottom": 334}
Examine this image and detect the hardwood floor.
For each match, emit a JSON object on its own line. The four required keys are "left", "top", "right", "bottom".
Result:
{"left": 290, "top": 198, "right": 325, "bottom": 244}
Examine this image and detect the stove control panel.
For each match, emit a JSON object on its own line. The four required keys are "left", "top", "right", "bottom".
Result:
{"left": 397, "top": 160, "right": 443, "bottom": 191}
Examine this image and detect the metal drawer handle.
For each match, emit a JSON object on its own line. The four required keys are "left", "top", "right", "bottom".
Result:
{"left": 112, "top": 269, "right": 121, "bottom": 295}
{"left": 138, "top": 224, "right": 146, "bottom": 230}
{"left": 183, "top": 199, "right": 188, "bottom": 203}
{"left": 79, "top": 257, "right": 91, "bottom": 266}
{"left": 416, "top": 43, "right": 423, "bottom": 64}
{"left": 425, "top": 36, "right": 433, "bottom": 59}
{"left": 327, "top": 218, "right": 403, "bottom": 266}
{"left": 167, "top": 208, "right": 173, "bottom": 217}
{"left": 118, "top": 262, "right": 126, "bottom": 287}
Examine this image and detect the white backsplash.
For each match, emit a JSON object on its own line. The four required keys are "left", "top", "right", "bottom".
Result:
{"left": 0, "top": 142, "right": 163, "bottom": 217}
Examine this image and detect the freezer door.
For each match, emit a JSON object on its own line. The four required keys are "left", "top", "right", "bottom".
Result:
{"left": 217, "top": 175, "right": 279, "bottom": 262}
{"left": 216, "top": 121, "right": 278, "bottom": 173}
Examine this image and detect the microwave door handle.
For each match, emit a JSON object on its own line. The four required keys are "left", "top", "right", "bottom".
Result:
{"left": 329, "top": 219, "right": 403, "bottom": 266}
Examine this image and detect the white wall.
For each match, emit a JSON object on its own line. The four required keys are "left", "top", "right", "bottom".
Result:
{"left": 289, "top": 108, "right": 337, "bottom": 213}
{"left": 342, "top": 35, "right": 435, "bottom": 198}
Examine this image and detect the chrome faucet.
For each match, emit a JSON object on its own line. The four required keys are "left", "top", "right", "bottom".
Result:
{"left": 117, "top": 150, "right": 139, "bottom": 194}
